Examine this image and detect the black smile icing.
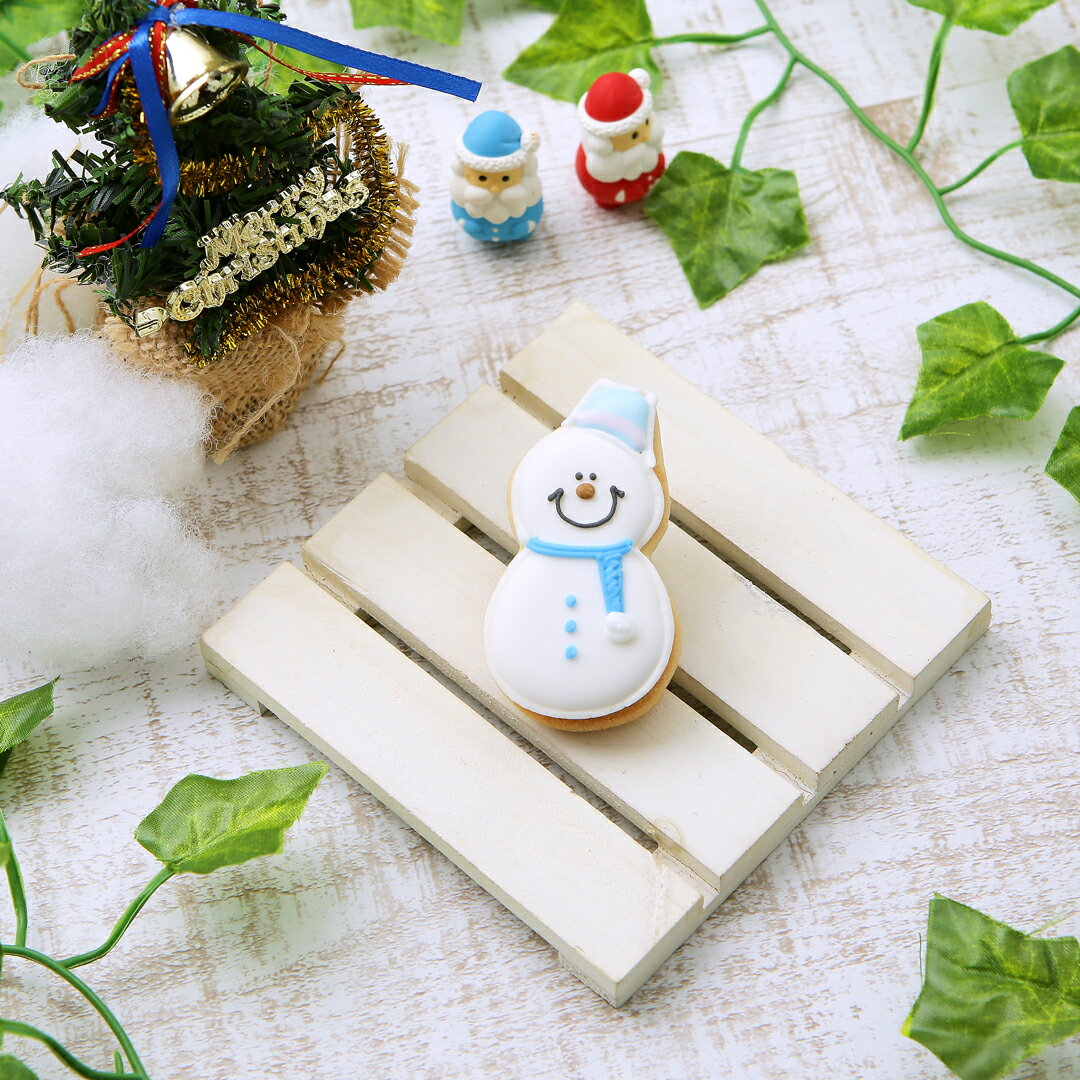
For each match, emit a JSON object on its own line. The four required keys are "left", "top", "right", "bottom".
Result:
{"left": 547, "top": 484, "right": 625, "bottom": 528}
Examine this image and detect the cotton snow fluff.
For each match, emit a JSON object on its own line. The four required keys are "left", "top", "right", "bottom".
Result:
{"left": 0, "top": 333, "right": 220, "bottom": 672}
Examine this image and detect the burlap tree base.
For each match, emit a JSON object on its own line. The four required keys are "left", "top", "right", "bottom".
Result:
{"left": 100, "top": 162, "right": 417, "bottom": 463}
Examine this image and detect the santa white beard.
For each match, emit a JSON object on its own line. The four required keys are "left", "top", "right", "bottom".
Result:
{"left": 450, "top": 161, "right": 542, "bottom": 224}
{"left": 582, "top": 117, "right": 664, "bottom": 183}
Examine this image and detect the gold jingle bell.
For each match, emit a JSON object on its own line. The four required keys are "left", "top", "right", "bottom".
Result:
{"left": 165, "top": 27, "right": 248, "bottom": 125}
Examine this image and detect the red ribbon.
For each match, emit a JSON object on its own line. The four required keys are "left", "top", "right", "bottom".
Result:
{"left": 70, "top": 2, "right": 406, "bottom": 122}
{"left": 68, "top": 0, "right": 432, "bottom": 255}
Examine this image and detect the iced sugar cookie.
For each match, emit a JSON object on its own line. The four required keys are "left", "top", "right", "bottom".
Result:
{"left": 484, "top": 380, "right": 680, "bottom": 731}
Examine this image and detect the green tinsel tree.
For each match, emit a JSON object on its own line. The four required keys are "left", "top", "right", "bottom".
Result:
{"left": 2, "top": 0, "right": 402, "bottom": 362}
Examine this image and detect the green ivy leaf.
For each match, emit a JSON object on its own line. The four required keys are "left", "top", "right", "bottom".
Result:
{"left": 0, "top": 841, "right": 10, "bottom": 870}
{"left": 643, "top": 152, "right": 810, "bottom": 308}
{"left": 1008, "top": 46, "right": 1080, "bottom": 183}
{"left": 899, "top": 302, "right": 1064, "bottom": 438}
{"left": 135, "top": 763, "right": 327, "bottom": 874}
{"left": 348, "top": 0, "right": 466, "bottom": 46}
{"left": 504, "top": 0, "right": 659, "bottom": 103}
{"left": 0, "top": 1056, "right": 38, "bottom": 1080}
{"left": 0, "top": 681, "right": 56, "bottom": 757}
{"left": 903, "top": 895, "right": 1080, "bottom": 1080}
{"left": 0, "top": 0, "right": 82, "bottom": 71}
{"left": 1046, "top": 406, "right": 1080, "bottom": 502}
{"left": 905, "top": 0, "right": 1058, "bottom": 35}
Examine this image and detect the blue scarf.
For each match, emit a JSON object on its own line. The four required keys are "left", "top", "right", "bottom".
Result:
{"left": 525, "top": 538, "right": 634, "bottom": 613}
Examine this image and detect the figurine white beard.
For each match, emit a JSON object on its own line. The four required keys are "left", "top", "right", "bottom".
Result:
{"left": 449, "top": 157, "right": 542, "bottom": 226}
{"left": 581, "top": 116, "right": 664, "bottom": 184}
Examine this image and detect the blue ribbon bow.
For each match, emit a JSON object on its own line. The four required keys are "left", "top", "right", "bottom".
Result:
{"left": 77, "top": 1, "right": 482, "bottom": 249}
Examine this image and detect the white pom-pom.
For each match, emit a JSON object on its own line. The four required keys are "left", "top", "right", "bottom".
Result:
{"left": 605, "top": 611, "right": 636, "bottom": 643}
{"left": 0, "top": 333, "right": 221, "bottom": 673}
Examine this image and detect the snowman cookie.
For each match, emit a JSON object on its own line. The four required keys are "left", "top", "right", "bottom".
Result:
{"left": 484, "top": 380, "right": 680, "bottom": 731}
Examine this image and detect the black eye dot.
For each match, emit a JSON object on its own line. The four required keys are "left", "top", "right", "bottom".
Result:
{"left": 589, "top": 473, "right": 597, "bottom": 481}
{"left": 478, "top": 174, "right": 487, "bottom": 181}
{"left": 502, "top": 175, "right": 510, "bottom": 182}
{"left": 631, "top": 132, "right": 639, "bottom": 140}
{"left": 575, "top": 472, "right": 583, "bottom": 481}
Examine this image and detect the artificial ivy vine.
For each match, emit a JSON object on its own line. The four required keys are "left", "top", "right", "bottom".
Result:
{"left": 0, "top": 682, "right": 326, "bottom": 1079}
{"left": 504, "top": 0, "right": 1080, "bottom": 502}
{"left": 347, "top": 0, "right": 1079, "bottom": 504}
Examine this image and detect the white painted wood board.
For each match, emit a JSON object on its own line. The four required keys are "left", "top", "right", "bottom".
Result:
{"left": 500, "top": 303, "right": 992, "bottom": 700}
{"left": 259, "top": 302, "right": 980, "bottom": 1005}
{"left": 302, "top": 472, "right": 805, "bottom": 894}
{"left": 200, "top": 562, "right": 708, "bottom": 1006}
{"left": 405, "top": 383, "right": 901, "bottom": 790}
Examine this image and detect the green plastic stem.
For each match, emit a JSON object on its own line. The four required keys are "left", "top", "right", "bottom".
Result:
{"left": 61, "top": 867, "right": 175, "bottom": 970}
{"left": 0, "top": 807, "right": 28, "bottom": 947}
{"left": 0, "top": 1019, "right": 139, "bottom": 1080}
{"left": 938, "top": 139, "right": 1023, "bottom": 195}
{"left": 1028, "top": 910, "right": 1075, "bottom": 935}
{"left": 906, "top": 18, "right": 953, "bottom": 153}
{"left": 731, "top": 57, "right": 797, "bottom": 171}
{"left": 1018, "top": 304, "right": 1080, "bottom": 345}
{"left": 751, "top": 0, "right": 1080, "bottom": 316}
{"left": 1, "top": 944, "right": 150, "bottom": 1079}
{"left": 652, "top": 26, "right": 771, "bottom": 47}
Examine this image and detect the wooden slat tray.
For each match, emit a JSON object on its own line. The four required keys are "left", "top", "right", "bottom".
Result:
{"left": 201, "top": 304, "right": 990, "bottom": 1006}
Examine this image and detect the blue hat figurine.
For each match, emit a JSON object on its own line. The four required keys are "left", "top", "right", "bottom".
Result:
{"left": 450, "top": 110, "right": 543, "bottom": 243}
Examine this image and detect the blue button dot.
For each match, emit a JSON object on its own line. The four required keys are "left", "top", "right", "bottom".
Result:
{"left": 565, "top": 645, "right": 578, "bottom": 660}
{"left": 565, "top": 595, "right": 577, "bottom": 608}
{"left": 565, "top": 619, "right": 577, "bottom": 633}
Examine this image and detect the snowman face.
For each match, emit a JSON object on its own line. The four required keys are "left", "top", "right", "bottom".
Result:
{"left": 510, "top": 427, "right": 664, "bottom": 546}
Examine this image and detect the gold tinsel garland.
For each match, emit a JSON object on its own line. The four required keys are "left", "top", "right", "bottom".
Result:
{"left": 190, "top": 95, "right": 398, "bottom": 364}
{"left": 122, "top": 90, "right": 398, "bottom": 364}
{"left": 124, "top": 82, "right": 276, "bottom": 195}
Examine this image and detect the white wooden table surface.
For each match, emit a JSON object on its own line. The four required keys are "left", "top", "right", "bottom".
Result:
{"left": 2, "top": 0, "right": 1079, "bottom": 1077}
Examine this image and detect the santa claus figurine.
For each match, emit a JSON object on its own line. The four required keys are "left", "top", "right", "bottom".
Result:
{"left": 576, "top": 68, "right": 665, "bottom": 209}
{"left": 450, "top": 110, "right": 543, "bottom": 243}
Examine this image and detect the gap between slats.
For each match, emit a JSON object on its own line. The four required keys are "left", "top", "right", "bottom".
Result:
{"left": 403, "top": 384, "right": 900, "bottom": 792}
{"left": 302, "top": 473, "right": 807, "bottom": 896}
{"left": 354, "top": 606, "right": 662, "bottom": 854}
{"left": 201, "top": 562, "right": 709, "bottom": 1006}
{"left": 498, "top": 303, "right": 991, "bottom": 702}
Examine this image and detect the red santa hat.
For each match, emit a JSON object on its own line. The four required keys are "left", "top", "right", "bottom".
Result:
{"left": 577, "top": 69, "right": 654, "bottom": 139}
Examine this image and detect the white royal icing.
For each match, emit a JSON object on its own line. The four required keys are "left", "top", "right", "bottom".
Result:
{"left": 483, "top": 382, "right": 675, "bottom": 721}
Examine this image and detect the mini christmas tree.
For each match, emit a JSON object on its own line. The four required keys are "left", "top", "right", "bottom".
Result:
{"left": 2, "top": 0, "right": 476, "bottom": 456}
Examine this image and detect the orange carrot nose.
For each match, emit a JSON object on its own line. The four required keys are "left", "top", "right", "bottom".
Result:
{"left": 576, "top": 482, "right": 596, "bottom": 499}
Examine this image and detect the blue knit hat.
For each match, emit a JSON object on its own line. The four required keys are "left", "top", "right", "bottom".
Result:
{"left": 457, "top": 110, "right": 540, "bottom": 171}
{"left": 563, "top": 379, "right": 658, "bottom": 466}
